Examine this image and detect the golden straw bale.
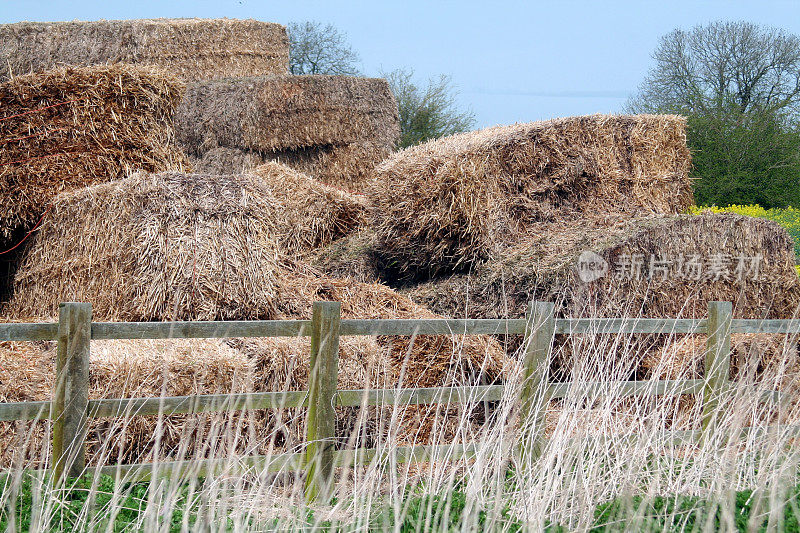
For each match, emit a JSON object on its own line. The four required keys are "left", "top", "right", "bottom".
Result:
{"left": 0, "top": 64, "right": 187, "bottom": 246}
{"left": 250, "top": 162, "right": 368, "bottom": 254}
{"left": 9, "top": 172, "right": 284, "bottom": 321}
{"left": 0, "top": 18, "right": 288, "bottom": 82}
{"left": 643, "top": 333, "right": 800, "bottom": 386}
{"left": 191, "top": 143, "right": 396, "bottom": 191}
{"left": 408, "top": 214, "right": 800, "bottom": 321}
{"left": 176, "top": 75, "right": 398, "bottom": 152}
{"left": 369, "top": 114, "right": 692, "bottom": 278}
{"left": 8, "top": 168, "right": 369, "bottom": 321}
{"left": 0, "top": 339, "right": 258, "bottom": 468}
{"left": 175, "top": 75, "right": 399, "bottom": 190}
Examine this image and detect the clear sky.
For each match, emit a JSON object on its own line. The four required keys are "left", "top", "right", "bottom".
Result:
{"left": 3, "top": 0, "right": 800, "bottom": 129}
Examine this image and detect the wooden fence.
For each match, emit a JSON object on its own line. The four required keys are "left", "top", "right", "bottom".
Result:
{"left": 1, "top": 300, "right": 798, "bottom": 501}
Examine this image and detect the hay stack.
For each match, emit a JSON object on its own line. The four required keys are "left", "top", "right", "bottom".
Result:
{"left": 9, "top": 168, "right": 368, "bottom": 321}
{"left": 408, "top": 213, "right": 800, "bottom": 321}
{"left": 175, "top": 75, "right": 400, "bottom": 189}
{"left": 0, "top": 64, "right": 187, "bottom": 249}
{"left": 3, "top": 245, "right": 511, "bottom": 466}
{"left": 0, "top": 18, "right": 288, "bottom": 82}
{"left": 369, "top": 114, "right": 692, "bottom": 278}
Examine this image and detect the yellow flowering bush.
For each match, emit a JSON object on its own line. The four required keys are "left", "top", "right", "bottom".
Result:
{"left": 691, "top": 204, "right": 800, "bottom": 261}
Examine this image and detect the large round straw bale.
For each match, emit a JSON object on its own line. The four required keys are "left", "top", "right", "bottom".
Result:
{"left": 0, "top": 18, "right": 289, "bottom": 82}
{"left": 0, "top": 64, "right": 187, "bottom": 247}
{"left": 369, "top": 114, "right": 692, "bottom": 278}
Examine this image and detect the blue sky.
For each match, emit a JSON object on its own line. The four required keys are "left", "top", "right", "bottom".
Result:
{"left": 3, "top": 0, "right": 800, "bottom": 128}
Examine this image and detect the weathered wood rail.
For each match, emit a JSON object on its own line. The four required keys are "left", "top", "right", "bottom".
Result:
{"left": 0, "top": 301, "right": 796, "bottom": 501}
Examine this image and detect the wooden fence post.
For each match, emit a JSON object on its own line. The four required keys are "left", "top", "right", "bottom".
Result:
{"left": 304, "top": 301, "right": 341, "bottom": 503}
{"left": 701, "top": 301, "right": 732, "bottom": 439}
{"left": 52, "top": 302, "right": 91, "bottom": 482}
{"left": 518, "top": 301, "right": 555, "bottom": 463}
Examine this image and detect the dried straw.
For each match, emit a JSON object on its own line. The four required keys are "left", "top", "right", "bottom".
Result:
{"left": 369, "top": 114, "right": 692, "bottom": 278}
{"left": 9, "top": 172, "right": 283, "bottom": 321}
{"left": 408, "top": 213, "right": 800, "bottom": 321}
{"left": 0, "top": 64, "right": 187, "bottom": 248}
{"left": 175, "top": 75, "right": 399, "bottom": 189}
{"left": 0, "top": 18, "right": 288, "bottom": 82}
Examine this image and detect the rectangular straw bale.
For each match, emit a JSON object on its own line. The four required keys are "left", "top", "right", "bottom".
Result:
{"left": 176, "top": 75, "right": 398, "bottom": 152}
{"left": 0, "top": 64, "right": 188, "bottom": 246}
{"left": 369, "top": 114, "right": 692, "bottom": 278}
{"left": 175, "top": 75, "right": 399, "bottom": 189}
{"left": 407, "top": 213, "right": 800, "bottom": 321}
{"left": 0, "top": 18, "right": 289, "bottom": 82}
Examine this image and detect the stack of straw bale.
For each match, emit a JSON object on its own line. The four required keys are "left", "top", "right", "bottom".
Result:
{"left": 0, "top": 18, "right": 289, "bottom": 82}
{"left": 175, "top": 75, "right": 400, "bottom": 189}
{"left": 1, "top": 168, "right": 511, "bottom": 465}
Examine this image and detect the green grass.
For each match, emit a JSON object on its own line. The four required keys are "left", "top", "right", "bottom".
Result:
{"left": 372, "top": 485, "right": 800, "bottom": 532}
{"left": 0, "top": 474, "right": 200, "bottom": 532}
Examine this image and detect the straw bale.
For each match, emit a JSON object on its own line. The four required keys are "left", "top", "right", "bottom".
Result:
{"left": 369, "top": 114, "right": 692, "bottom": 278}
{"left": 8, "top": 167, "right": 370, "bottom": 320}
{"left": 189, "top": 147, "right": 264, "bottom": 175}
{"left": 249, "top": 162, "right": 368, "bottom": 254}
{"left": 238, "top": 270, "right": 512, "bottom": 445}
{"left": 0, "top": 18, "right": 288, "bottom": 82}
{"left": 176, "top": 75, "right": 398, "bottom": 152}
{"left": 0, "top": 338, "right": 258, "bottom": 467}
{"left": 190, "top": 143, "right": 395, "bottom": 191}
{"left": 9, "top": 172, "right": 284, "bottom": 322}
{"left": 310, "top": 230, "right": 382, "bottom": 283}
{"left": 175, "top": 75, "right": 399, "bottom": 189}
{"left": 0, "top": 64, "right": 187, "bottom": 251}
{"left": 408, "top": 213, "right": 800, "bottom": 321}
{"left": 1, "top": 274, "right": 512, "bottom": 464}
{"left": 642, "top": 334, "right": 800, "bottom": 387}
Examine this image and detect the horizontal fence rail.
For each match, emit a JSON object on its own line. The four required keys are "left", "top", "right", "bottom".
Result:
{"left": 8, "top": 317, "right": 800, "bottom": 343}
{"left": 1, "top": 300, "right": 798, "bottom": 502}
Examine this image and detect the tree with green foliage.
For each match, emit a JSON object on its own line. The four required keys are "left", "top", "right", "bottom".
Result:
{"left": 384, "top": 68, "right": 475, "bottom": 148}
{"left": 288, "top": 21, "right": 360, "bottom": 76}
{"left": 629, "top": 21, "right": 800, "bottom": 208}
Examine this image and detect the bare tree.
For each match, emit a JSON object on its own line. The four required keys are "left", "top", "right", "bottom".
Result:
{"left": 288, "top": 21, "right": 360, "bottom": 76}
{"left": 384, "top": 68, "right": 475, "bottom": 148}
{"left": 629, "top": 21, "right": 800, "bottom": 208}
{"left": 629, "top": 21, "right": 800, "bottom": 118}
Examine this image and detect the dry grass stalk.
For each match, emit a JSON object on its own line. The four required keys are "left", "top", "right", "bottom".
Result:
{"left": 0, "top": 64, "right": 188, "bottom": 246}
{"left": 0, "top": 18, "right": 289, "bottom": 82}
{"left": 369, "top": 114, "right": 692, "bottom": 277}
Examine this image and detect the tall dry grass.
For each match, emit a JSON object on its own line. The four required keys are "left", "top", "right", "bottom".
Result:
{"left": 2, "top": 303, "right": 800, "bottom": 531}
